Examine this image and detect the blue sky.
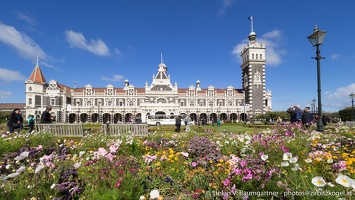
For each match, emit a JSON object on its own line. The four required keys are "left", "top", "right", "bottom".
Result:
{"left": 0, "top": 0, "right": 354, "bottom": 112}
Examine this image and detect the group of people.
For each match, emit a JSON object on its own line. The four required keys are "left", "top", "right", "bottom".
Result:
{"left": 287, "top": 105, "right": 327, "bottom": 127}
{"left": 7, "top": 106, "right": 54, "bottom": 134}
{"left": 174, "top": 115, "right": 192, "bottom": 132}
{"left": 174, "top": 115, "right": 222, "bottom": 132}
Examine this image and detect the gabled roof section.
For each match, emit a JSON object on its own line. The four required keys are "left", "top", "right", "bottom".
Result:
{"left": 28, "top": 63, "right": 47, "bottom": 84}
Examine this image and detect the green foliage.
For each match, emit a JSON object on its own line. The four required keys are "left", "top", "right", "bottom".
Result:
{"left": 0, "top": 111, "right": 11, "bottom": 124}
{"left": 339, "top": 107, "right": 354, "bottom": 121}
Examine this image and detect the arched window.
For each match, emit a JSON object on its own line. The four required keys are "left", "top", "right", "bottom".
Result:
{"left": 28, "top": 87, "right": 32, "bottom": 91}
{"left": 260, "top": 54, "right": 262, "bottom": 59}
{"left": 252, "top": 54, "right": 254, "bottom": 59}
{"left": 256, "top": 54, "right": 258, "bottom": 59}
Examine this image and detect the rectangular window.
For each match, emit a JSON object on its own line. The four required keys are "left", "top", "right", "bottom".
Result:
{"left": 28, "top": 98, "right": 32, "bottom": 105}
{"left": 50, "top": 98, "right": 55, "bottom": 106}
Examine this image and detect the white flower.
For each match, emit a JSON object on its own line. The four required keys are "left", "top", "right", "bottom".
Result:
{"left": 79, "top": 151, "right": 86, "bottom": 157}
{"left": 327, "top": 159, "right": 333, "bottom": 164}
{"left": 5, "top": 164, "right": 11, "bottom": 169}
{"left": 291, "top": 164, "right": 300, "bottom": 171}
{"left": 312, "top": 176, "right": 326, "bottom": 187}
{"left": 35, "top": 164, "right": 45, "bottom": 174}
{"left": 283, "top": 152, "right": 292, "bottom": 161}
{"left": 50, "top": 184, "right": 56, "bottom": 189}
{"left": 289, "top": 156, "right": 298, "bottom": 163}
{"left": 16, "top": 165, "right": 26, "bottom": 174}
{"left": 335, "top": 174, "right": 354, "bottom": 188}
{"left": 305, "top": 158, "right": 312, "bottom": 163}
{"left": 261, "top": 155, "right": 268, "bottom": 161}
{"left": 139, "top": 196, "right": 146, "bottom": 200}
{"left": 281, "top": 161, "right": 289, "bottom": 167}
{"left": 149, "top": 189, "right": 160, "bottom": 199}
{"left": 327, "top": 182, "right": 334, "bottom": 187}
{"left": 74, "top": 162, "right": 81, "bottom": 169}
{"left": 14, "top": 151, "right": 29, "bottom": 161}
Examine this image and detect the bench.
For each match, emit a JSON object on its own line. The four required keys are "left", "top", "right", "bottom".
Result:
{"left": 345, "top": 121, "right": 355, "bottom": 127}
{"left": 36, "top": 123, "right": 84, "bottom": 137}
{"left": 102, "top": 123, "right": 149, "bottom": 137}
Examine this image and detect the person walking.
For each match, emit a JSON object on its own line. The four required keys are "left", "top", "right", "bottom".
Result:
{"left": 7, "top": 108, "right": 22, "bottom": 134}
{"left": 175, "top": 116, "right": 182, "bottom": 132}
{"left": 217, "top": 119, "right": 221, "bottom": 127}
{"left": 301, "top": 107, "right": 314, "bottom": 128}
{"left": 184, "top": 115, "right": 191, "bottom": 132}
{"left": 27, "top": 114, "right": 35, "bottom": 133}
{"left": 41, "top": 106, "right": 53, "bottom": 123}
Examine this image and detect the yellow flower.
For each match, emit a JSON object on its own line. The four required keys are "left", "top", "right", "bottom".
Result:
{"left": 219, "top": 159, "right": 224, "bottom": 163}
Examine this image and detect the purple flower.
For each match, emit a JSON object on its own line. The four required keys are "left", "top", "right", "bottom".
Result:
{"left": 191, "top": 162, "right": 197, "bottom": 167}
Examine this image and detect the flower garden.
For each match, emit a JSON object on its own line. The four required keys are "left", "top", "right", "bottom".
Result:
{"left": 1, "top": 122, "right": 355, "bottom": 200}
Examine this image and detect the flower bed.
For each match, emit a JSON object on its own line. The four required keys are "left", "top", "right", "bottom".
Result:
{"left": 1, "top": 123, "right": 355, "bottom": 199}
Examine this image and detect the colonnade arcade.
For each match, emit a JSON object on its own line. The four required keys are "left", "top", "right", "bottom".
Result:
{"left": 55, "top": 111, "right": 246, "bottom": 124}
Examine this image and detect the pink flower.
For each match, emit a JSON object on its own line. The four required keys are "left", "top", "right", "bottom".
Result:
{"left": 97, "top": 148, "right": 108, "bottom": 157}
{"left": 234, "top": 168, "right": 242, "bottom": 175}
{"left": 181, "top": 152, "right": 189, "bottom": 157}
{"left": 281, "top": 146, "right": 289, "bottom": 152}
{"left": 191, "top": 162, "right": 197, "bottom": 167}
{"left": 223, "top": 178, "right": 230, "bottom": 186}
{"left": 240, "top": 160, "right": 247, "bottom": 167}
{"left": 36, "top": 145, "right": 43, "bottom": 151}
{"left": 109, "top": 145, "right": 118, "bottom": 153}
{"left": 115, "top": 179, "right": 122, "bottom": 188}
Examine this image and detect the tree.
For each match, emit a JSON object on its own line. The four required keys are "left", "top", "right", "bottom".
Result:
{"left": 339, "top": 107, "right": 353, "bottom": 121}
{"left": 0, "top": 111, "right": 11, "bottom": 124}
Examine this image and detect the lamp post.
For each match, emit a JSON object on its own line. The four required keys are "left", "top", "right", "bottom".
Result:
{"left": 308, "top": 25, "right": 326, "bottom": 132}
{"left": 350, "top": 93, "right": 355, "bottom": 121}
{"left": 312, "top": 98, "right": 316, "bottom": 114}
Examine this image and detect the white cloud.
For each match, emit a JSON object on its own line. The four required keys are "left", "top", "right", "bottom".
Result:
{"left": 114, "top": 48, "right": 123, "bottom": 58}
{"left": 231, "top": 29, "right": 286, "bottom": 66}
{"left": 325, "top": 83, "right": 355, "bottom": 110}
{"left": 15, "top": 12, "right": 38, "bottom": 26}
{"left": 0, "top": 68, "right": 27, "bottom": 82}
{"left": 65, "top": 30, "right": 110, "bottom": 56}
{"left": 0, "top": 22, "right": 47, "bottom": 61}
{"left": 101, "top": 75, "right": 124, "bottom": 82}
{"left": 217, "top": 0, "right": 236, "bottom": 16}
{"left": 330, "top": 53, "right": 340, "bottom": 60}
{"left": 0, "top": 90, "right": 12, "bottom": 99}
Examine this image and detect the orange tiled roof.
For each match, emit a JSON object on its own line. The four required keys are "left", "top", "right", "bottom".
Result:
{"left": 28, "top": 65, "right": 47, "bottom": 84}
{"left": 0, "top": 103, "right": 26, "bottom": 109}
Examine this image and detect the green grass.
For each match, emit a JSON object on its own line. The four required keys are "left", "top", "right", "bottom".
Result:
{"left": 147, "top": 122, "right": 270, "bottom": 134}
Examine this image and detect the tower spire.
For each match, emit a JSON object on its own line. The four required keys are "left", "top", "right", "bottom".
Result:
{"left": 160, "top": 53, "right": 164, "bottom": 64}
{"left": 248, "top": 16, "right": 254, "bottom": 32}
{"left": 36, "top": 53, "right": 39, "bottom": 66}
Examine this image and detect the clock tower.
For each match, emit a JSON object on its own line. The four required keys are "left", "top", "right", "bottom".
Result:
{"left": 240, "top": 16, "right": 271, "bottom": 118}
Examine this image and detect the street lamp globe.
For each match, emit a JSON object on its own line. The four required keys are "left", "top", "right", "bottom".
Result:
{"left": 308, "top": 25, "right": 326, "bottom": 133}
{"left": 307, "top": 25, "right": 327, "bottom": 46}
